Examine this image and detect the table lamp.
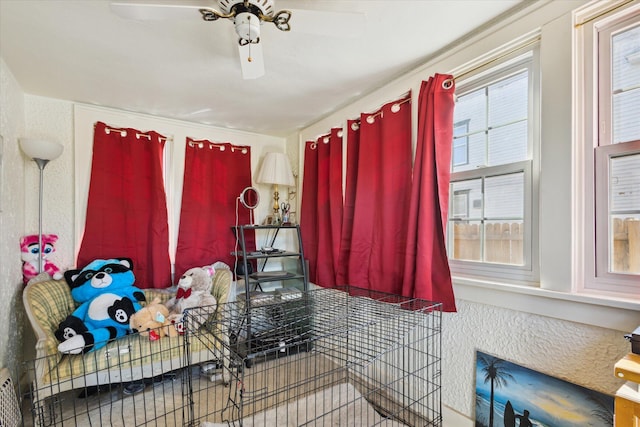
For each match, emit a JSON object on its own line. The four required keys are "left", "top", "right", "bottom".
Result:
{"left": 256, "top": 152, "right": 295, "bottom": 221}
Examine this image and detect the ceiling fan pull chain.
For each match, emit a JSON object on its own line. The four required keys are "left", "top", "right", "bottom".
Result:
{"left": 248, "top": 30, "right": 253, "bottom": 63}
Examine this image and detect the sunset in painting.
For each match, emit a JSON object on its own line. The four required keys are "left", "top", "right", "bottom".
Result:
{"left": 475, "top": 351, "right": 613, "bottom": 427}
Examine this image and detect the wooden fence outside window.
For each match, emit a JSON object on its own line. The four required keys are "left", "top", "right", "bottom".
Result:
{"left": 453, "top": 219, "right": 639, "bottom": 274}
{"left": 613, "top": 218, "right": 640, "bottom": 274}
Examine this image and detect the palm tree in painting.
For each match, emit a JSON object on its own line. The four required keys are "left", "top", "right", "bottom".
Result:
{"left": 588, "top": 393, "right": 614, "bottom": 426}
{"left": 477, "top": 353, "right": 515, "bottom": 427}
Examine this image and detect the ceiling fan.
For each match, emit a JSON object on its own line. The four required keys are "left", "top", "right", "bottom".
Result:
{"left": 110, "top": 0, "right": 364, "bottom": 80}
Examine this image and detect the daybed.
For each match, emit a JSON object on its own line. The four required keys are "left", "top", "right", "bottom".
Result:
{"left": 22, "top": 269, "right": 232, "bottom": 424}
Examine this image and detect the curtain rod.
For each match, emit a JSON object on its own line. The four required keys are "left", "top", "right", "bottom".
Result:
{"left": 100, "top": 123, "right": 173, "bottom": 142}
{"left": 187, "top": 138, "right": 250, "bottom": 153}
{"left": 348, "top": 91, "right": 412, "bottom": 126}
{"left": 451, "top": 36, "right": 540, "bottom": 83}
{"left": 574, "top": 0, "right": 634, "bottom": 28}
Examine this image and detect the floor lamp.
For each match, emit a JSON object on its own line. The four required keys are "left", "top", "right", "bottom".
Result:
{"left": 20, "top": 138, "right": 64, "bottom": 273}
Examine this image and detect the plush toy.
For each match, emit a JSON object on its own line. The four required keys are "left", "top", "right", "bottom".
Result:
{"left": 129, "top": 297, "right": 178, "bottom": 341}
{"left": 20, "top": 234, "right": 63, "bottom": 285}
{"left": 55, "top": 258, "right": 146, "bottom": 354}
{"left": 167, "top": 313, "right": 185, "bottom": 336}
{"left": 165, "top": 265, "right": 217, "bottom": 329}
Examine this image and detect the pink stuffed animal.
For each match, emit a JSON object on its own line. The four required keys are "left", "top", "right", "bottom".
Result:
{"left": 20, "top": 234, "right": 63, "bottom": 285}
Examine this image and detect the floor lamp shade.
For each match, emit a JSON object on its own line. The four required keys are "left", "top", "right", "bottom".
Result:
{"left": 20, "top": 138, "right": 63, "bottom": 275}
{"left": 19, "top": 138, "right": 64, "bottom": 161}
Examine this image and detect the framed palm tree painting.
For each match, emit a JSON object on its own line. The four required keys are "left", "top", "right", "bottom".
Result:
{"left": 475, "top": 351, "right": 613, "bottom": 427}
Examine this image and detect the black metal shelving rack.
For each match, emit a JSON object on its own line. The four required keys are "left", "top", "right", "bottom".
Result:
{"left": 231, "top": 224, "right": 309, "bottom": 361}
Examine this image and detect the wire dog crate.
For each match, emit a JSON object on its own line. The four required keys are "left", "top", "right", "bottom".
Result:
{"left": 20, "top": 314, "right": 228, "bottom": 427}
{"left": 21, "top": 331, "right": 193, "bottom": 427}
{"left": 185, "top": 286, "right": 443, "bottom": 426}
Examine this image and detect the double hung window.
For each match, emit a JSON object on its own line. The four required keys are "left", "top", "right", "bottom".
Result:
{"left": 577, "top": 3, "right": 640, "bottom": 296}
{"left": 448, "top": 49, "right": 539, "bottom": 283}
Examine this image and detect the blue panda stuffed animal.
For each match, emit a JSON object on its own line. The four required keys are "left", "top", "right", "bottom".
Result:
{"left": 55, "top": 258, "right": 146, "bottom": 354}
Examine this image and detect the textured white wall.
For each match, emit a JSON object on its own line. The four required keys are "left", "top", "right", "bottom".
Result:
{"left": 442, "top": 300, "right": 628, "bottom": 424}
{"left": 0, "top": 58, "right": 26, "bottom": 383}
{"left": 23, "top": 96, "right": 75, "bottom": 271}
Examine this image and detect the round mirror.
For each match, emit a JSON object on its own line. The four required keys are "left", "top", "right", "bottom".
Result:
{"left": 239, "top": 186, "right": 260, "bottom": 210}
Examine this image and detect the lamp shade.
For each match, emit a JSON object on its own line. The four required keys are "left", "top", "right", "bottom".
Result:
{"left": 256, "top": 152, "right": 295, "bottom": 187}
{"left": 19, "top": 138, "right": 64, "bottom": 161}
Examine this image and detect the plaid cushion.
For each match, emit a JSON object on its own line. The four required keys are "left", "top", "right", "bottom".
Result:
{"left": 43, "top": 328, "right": 218, "bottom": 384}
{"left": 24, "top": 279, "right": 77, "bottom": 360}
{"left": 211, "top": 267, "right": 231, "bottom": 304}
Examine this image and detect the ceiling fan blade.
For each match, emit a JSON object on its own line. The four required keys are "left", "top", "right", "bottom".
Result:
{"left": 238, "top": 42, "right": 264, "bottom": 80}
{"left": 110, "top": 2, "right": 207, "bottom": 20}
{"left": 286, "top": 8, "right": 365, "bottom": 38}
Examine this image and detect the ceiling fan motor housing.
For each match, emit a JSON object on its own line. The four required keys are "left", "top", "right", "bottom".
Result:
{"left": 219, "top": 0, "right": 275, "bottom": 42}
{"left": 218, "top": 0, "right": 275, "bottom": 17}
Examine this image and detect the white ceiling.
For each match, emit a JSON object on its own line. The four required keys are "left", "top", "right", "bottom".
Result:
{"left": 0, "top": 0, "right": 526, "bottom": 137}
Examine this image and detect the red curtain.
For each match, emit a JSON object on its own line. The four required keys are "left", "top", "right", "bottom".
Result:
{"left": 174, "top": 138, "right": 254, "bottom": 279}
{"left": 402, "top": 74, "right": 457, "bottom": 312}
{"left": 300, "top": 129, "right": 343, "bottom": 286}
{"left": 344, "top": 94, "right": 413, "bottom": 294}
{"left": 300, "top": 140, "right": 319, "bottom": 283}
{"left": 78, "top": 121, "right": 171, "bottom": 289}
{"left": 336, "top": 120, "right": 360, "bottom": 285}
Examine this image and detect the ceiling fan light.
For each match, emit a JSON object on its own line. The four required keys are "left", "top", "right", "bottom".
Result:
{"left": 235, "top": 12, "right": 260, "bottom": 42}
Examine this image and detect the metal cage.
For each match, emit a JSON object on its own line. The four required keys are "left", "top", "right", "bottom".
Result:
{"left": 185, "top": 286, "right": 442, "bottom": 426}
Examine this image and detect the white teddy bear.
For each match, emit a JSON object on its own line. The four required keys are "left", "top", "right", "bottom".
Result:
{"left": 165, "top": 265, "right": 217, "bottom": 331}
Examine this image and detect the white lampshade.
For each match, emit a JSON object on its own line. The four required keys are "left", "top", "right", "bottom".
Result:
{"left": 20, "top": 138, "right": 64, "bottom": 161}
{"left": 256, "top": 152, "right": 295, "bottom": 187}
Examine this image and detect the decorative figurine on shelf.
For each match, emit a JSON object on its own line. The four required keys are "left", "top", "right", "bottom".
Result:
{"left": 281, "top": 202, "right": 291, "bottom": 224}
{"left": 20, "top": 234, "right": 63, "bottom": 285}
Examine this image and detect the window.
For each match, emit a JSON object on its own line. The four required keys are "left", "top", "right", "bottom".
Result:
{"left": 576, "top": 2, "right": 640, "bottom": 296}
{"left": 452, "top": 189, "right": 470, "bottom": 219}
{"left": 448, "top": 49, "right": 538, "bottom": 283}
{"left": 453, "top": 120, "right": 470, "bottom": 166}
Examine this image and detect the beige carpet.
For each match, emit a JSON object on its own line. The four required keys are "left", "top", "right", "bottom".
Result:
{"left": 22, "top": 371, "right": 192, "bottom": 427}
{"left": 22, "top": 353, "right": 422, "bottom": 426}
{"left": 200, "top": 382, "right": 407, "bottom": 427}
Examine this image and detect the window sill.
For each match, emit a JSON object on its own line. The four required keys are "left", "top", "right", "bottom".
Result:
{"left": 452, "top": 277, "right": 640, "bottom": 332}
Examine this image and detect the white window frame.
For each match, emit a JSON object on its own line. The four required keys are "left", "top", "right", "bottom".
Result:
{"left": 594, "top": 140, "right": 640, "bottom": 292}
{"left": 574, "top": 1, "right": 640, "bottom": 298}
{"left": 448, "top": 48, "right": 540, "bottom": 285}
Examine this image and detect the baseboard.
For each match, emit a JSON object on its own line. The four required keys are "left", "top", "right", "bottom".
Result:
{"left": 443, "top": 405, "right": 473, "bottom": 427}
